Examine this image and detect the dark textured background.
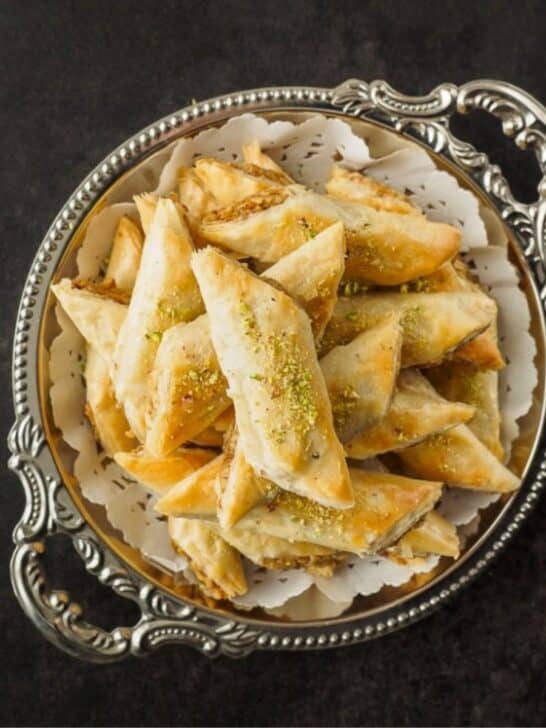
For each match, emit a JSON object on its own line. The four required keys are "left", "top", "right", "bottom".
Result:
{"left": 1, "top": 1, "right": 546, "bottom": 725}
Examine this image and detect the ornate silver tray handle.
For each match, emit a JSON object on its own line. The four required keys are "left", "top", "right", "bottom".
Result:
{"left": 333, "top": 79, "right": 546, "bottom": 271}
{"left": 8, "top": 79, "right": 546, "bottom": 661}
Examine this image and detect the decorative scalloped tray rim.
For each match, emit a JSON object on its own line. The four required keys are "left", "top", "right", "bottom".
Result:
{"left": 8, "top": 79, "right": 546, "bottom": 660}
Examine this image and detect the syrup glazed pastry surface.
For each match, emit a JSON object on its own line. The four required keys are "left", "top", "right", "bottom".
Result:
{"left": 49, "top": 112, "right": 534, "bottom": 618}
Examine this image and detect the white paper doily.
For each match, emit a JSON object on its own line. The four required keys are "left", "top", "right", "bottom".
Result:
{"left": 49, "top": 113, "right": 536, "bottom": 618}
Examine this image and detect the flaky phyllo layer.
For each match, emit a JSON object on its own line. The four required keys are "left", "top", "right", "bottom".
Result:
{"left": 52, "top": 143, "right": 518, "bottom": 602}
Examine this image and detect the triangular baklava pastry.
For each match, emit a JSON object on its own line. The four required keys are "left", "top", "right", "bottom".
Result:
{"left": 105, "top": 216, "right": 144, "bottom": 292}
{"left": 199, "top": 189, "right": 460, "bottom": 284}
{"left": 178, "top": 168, "right": 218, "bottom": 230}
{"left": 261, "top": 221, "right": 345, "bottom": 341}
{"left": 114, "top": 448, "right": 216, "bottom": 494}
{"left": 237, "top": 469, "right": 442, "bottom": 555}
{"left": 51, "top": 279, "right": 127, "bottom": 363}
{"left": 345, "top": 369, "right": 475, "bottom": 459}
{"left": 215, "top": 524, "right": 342, "bottom": 577}
{"left": 169, "top": 517, "right": 247, "bottom": 599}
{"left": 391, "top": 510, "right": 460, "bottom": 559}
{"left": 426, "top": 361, "right": 503, "bottom": 460}
{"left": 84, "top": 350, "right": 137, "bottom": 456}
{"left": 326, "top": 164, "right": 419, "bottom": 214}
{"left": 113, "top": 198, "right": 204, "bottom": 439}
{"left": 321, "top": 290, "right": 497, "bottom": 367}
{"left": 407, "top": 259, "right": 505, "bottom": 370}
{"left": 241, "top": 140, "right": 293, "bottom": 179}
{"left": 145, "top": 224, "right": 345, "bottom": 456}
{"left": 320, "top": 313, "right": 402, "bottom": 442}
{"left": 194, "top": 157, "right": 290, "bottom": 207}
{"left": 156, "top": 454, "right": 225, "bottom": 518}
{"left": 145, "top": 314, "right": 231, "bottom": 456}
{"left": 192, "top": 247, "right": 353, "bottom": 509}
{"left": 216, "top": 437, "right": 269, "bottom": 529}
{"left": 82, "top": 214, "right": 143, "bottom": 456}
{"left": 398, "top": 424, "right": 519, "bottom": 493}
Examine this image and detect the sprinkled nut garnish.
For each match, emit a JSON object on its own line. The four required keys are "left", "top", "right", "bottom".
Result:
{"left": 399, "top": 277, "right": 430, "bottom": 294}
{"left": 298, "top": 217, "right": 316, "bottom": 239}
{"left": 401, "top": 305, "right": 423, "bottom": 340}
{"left": 413, "top": 277, "right": 429, "bottom": 292}
{"left": 240, "top": 301, "right": 259, "bottom": 339}
{"left": 67, "top": 141, "right": 511, "bottom": 606}
{"left": 342, "top": 280, "right": 366, "bottom": 297}
{"left": 244, "top": 328, "right": 319, "bottom": 445}
{"left": 157, "top": 287, "right": 201, "bottom": 325}
{"left": 331, "top": 385, "right": 360, "bottom": 430}
{"left": 174, "top": 366, "right": 225, "bottom": 410}
{"left": 272, "top": 490, "right": 346, "bottom": 534}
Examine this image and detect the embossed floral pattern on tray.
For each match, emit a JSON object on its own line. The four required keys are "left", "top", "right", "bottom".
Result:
{"left": 8, "top": 80, "right": 546, "bottom": 660}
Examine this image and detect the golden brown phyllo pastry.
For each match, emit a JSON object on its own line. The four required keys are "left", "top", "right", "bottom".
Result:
{"left": 191, "top": 246, "right": 353, "bottom": 510}
{"left": 325, "top": 164, "right": 420, "bottom": 214}
{"left": 321, "top": 290, "right": 497, "bottom": 365}
{"left": 199, "top": 188, "right": 461, "bottom": 285}
{"left": 345, "top": 369, "right": 476, "bottom": 459}
{"left": 113, "top": 198, "right": 204, "bottom": 440}
{"left": 51, "top": 137, "right": 520, "bottom": 604}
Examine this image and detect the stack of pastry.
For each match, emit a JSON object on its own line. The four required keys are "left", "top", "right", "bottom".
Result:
{"left": 53, "top": 140, "right": 519, "bottom": 602}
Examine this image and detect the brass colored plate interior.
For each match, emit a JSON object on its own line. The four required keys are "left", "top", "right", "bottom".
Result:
{"left": 38, "top": 110, "right": 546, "bottom": 625}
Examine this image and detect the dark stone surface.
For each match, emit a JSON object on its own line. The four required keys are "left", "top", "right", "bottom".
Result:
{"left": 1, "top": 0, "right": 545, "bottom": 725}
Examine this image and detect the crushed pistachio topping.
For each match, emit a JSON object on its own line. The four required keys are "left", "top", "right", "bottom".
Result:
{"left": 298, "top": 216, "right": 316, "bottom": 240}
{"left": 401, "top": 305, "right": 423, "bottom": 341}
{"left": 270, "top": 425, "right": 289, "bottom": 445}
{"left": 157, "top": 288, "right": 198, "bottom": 326}
{"left": 241, "top": 312, "right": 319, "bottom": 444}
{"left": 331, "top": 385, "right": 360, "bottom": 430}
{"left": 263, "top": 333, "right": 318, "bottom": 444}
{"left": 345, "top": 310, "right": 358, "bottom": 322}
{"left": 175, "top": 365, "right": 224, "bottom": 408}
{"left": 345, "top": 232, "right": 383, "bottom": 270}
{"left": 239, "top": 301, "right": 258, "bottom": 339}
{"left": 316, "top": 278, "right": 336, "bottom": 298}
{"left": 261, "top": 480, "right": 280, "bottom": 500}
{"left": 419, "top": 433, "right": 456, "bottom": 474}
{"left": 399, "top": 277, "right": 430, "bottom": 294}
{"left": 145, "top": 330, "right": 163, "bottom": 343}
{"left": 272, "top": 490, "right": 346, "bottom": 534}
{"left": 342, "top": 280, "right": 367, "bottom": 297}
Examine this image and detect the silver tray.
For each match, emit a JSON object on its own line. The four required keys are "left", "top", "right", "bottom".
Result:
{"left": 9, "top": 79, "right": 546, "bottom": 661}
